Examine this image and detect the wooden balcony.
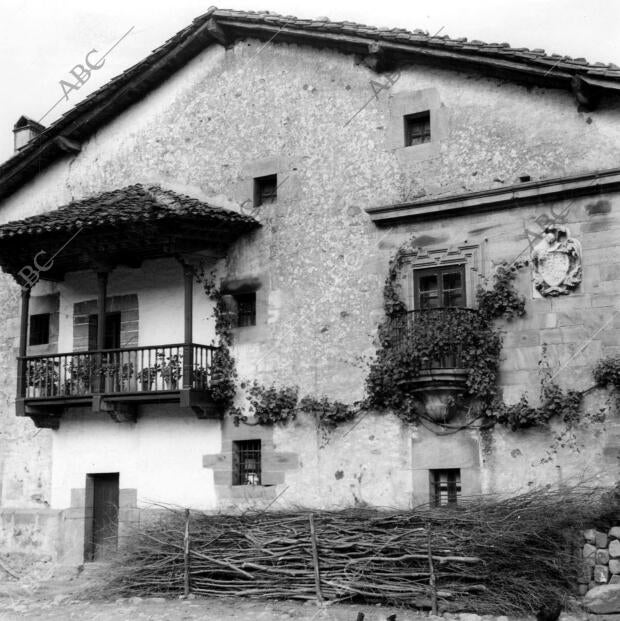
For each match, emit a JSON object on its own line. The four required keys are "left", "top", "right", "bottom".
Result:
{"left": 17, "top": 343, "right": 221, "bottom": 429}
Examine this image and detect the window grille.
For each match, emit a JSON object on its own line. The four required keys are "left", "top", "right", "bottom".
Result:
{"left": 404, "top": 111, "right": 431, "bottom": 146}
{"left": 29, "top": 313, "right": 50, "bottom": 346}
{"left": 430, "top": 469, "right": 461, "bottom": 507}
{"left": 254, "top": 174, "right": 277, "bottom": 207}
{"left": 233, "top": 440, "right": 262, "bottom": 486}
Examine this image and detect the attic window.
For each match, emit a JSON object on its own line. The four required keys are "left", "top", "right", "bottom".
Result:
{"left": 254, "top": 174, "right": 277, "bottom": 207}
{"left": 430, "top": 469, "right": 461, "bottom": 507}
{"left": 404, "top": 111, "right": 431, "bottom": 147}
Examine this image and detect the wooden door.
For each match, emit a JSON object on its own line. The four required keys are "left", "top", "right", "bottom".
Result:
{"left": 90, "top": 473, "right": 119, "bottom": 561}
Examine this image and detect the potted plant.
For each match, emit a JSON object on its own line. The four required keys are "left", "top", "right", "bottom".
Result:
{"left": 100, "top": 358, "right": 120, "bottom": 393}
{"left": 120, "top": 362, "right": 135, "bottom": 391}
{"left": 160, "top": 353, "right": 182, "bottom": 390}
{"left": 65, "top": 355, "right": 98, "bottom": 395}
{"left": 27, "top": 359, "right": 59, "bottom": 398}
{"left": 193, "top": 366, "right": 209, "bottom": 391}
{"left": 139, "top": 365, "right": 159, "bottom": 391}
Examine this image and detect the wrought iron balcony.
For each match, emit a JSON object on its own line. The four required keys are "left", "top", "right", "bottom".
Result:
{"left": 17, "top": 343, "right": 220, "bottom": 428}
{"left": 382, "top": 307, "right": 488, "bottom": 422}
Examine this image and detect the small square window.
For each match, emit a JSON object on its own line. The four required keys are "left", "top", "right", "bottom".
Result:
{"left": 29, "top": 313, "right": 50, "bottom": 346}
{"left": 232, "top": 440, "right": 261, "bottom": 486}
{"left": 254, "top": 174, "right": 277, "bottom": 207}
{"left": 430, "top": 469, "right": 461, "bottom": 507}
{"left": 404, "top": 111, "right": 431, "bottom": 147}
{"left": 233, "top": 292, "right": 256, "bottom": 328}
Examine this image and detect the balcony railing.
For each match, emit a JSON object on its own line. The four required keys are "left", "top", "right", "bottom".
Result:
{"left": 384, "top": 307, "right": 482, "bottom": 369}
{"left": 21, "top": 343, "right": 218, "bottom": 400}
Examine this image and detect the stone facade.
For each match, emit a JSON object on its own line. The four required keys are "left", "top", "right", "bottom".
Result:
{"left": 0, "top": 13, "right": 619, "bottom": 563}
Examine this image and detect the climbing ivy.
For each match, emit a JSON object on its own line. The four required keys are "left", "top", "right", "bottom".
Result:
{"left": 195, "top": 267, "right": 238, "bottom": 413}
{"left": 593, "top": 356, "right": 620, "bottom": 389}
{"left": 242, "top": 381, "right": 299, "bottom": 426}
{"left": 476, "top": 261, "right": 527, "bottom": 321}
{"left": 298, "top": 395, "right": 358, "bottom": 430}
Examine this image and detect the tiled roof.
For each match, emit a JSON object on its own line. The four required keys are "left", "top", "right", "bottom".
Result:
{"left": 212, "top": 9, "right": 620, "bottom": 78}
{"left": 1, "top": 8, "right": 619, "bottom": 201}
{"left": 0, "top": 184, "right": 257, "bottom": 239}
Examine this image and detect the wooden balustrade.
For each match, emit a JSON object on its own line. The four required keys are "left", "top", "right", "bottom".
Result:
{"left": 20, "top": 343, "right": 218, "bottom": 400}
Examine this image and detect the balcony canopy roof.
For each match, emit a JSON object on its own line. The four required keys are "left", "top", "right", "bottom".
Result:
{"left": 0, "top": 184, "right": 259, "bottom": 281}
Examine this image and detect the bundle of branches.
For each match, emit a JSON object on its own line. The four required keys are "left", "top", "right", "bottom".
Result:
{"left": 103, "top": 484, "right": 620, "bottom": 614}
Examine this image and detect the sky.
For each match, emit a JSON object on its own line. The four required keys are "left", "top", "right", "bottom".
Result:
{"left": 0, "top": 0, "right": 619, "bottom": 162}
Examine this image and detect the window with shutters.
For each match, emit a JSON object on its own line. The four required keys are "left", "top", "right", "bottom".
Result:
{"left": 413, "top": 265, "right": 466, "bottom": 309}
{"left": 404, "top": 111, "right": 431, "bottom": 146}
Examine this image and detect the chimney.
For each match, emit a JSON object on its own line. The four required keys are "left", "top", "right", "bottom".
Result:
{"left": 13, "top": 116, "right": 45, "bottom": 152}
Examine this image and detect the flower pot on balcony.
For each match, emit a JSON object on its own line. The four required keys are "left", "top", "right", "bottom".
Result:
{"left": 403, "top": 368, "right": 469, "bottom": 423}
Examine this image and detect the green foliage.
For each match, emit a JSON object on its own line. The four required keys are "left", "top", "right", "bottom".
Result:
{"left": 476, "top": 261, "right": 527, "bottom": 321}
{"left": 366, "top": 307, "right": 502, "bottom": 422}
{"left": 298, "top": 395, "right": 358, "bottom": 430}
{"left": 490, "top": 384, "right": 583, "bottom": 432}
{"left": 593, "top": 356, "right": 620, "bottom": 389}
{"left": 195, "top": 266, "right": 238, "bottom": 413}
{"left": 243, "top": 381, "right": 299, "bottom": 426}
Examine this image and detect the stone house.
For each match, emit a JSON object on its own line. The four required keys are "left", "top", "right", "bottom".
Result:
{"left": 0, "top": 8, "right": 619, "bottom": 565}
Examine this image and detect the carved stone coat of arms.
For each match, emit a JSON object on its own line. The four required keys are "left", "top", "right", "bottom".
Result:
{"left": 531, "top": 224, "right": 582, "bottom": 296}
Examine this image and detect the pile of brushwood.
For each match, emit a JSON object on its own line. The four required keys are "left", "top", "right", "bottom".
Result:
{"left": 105, "top": 484, "right": 620, "bottom": 614}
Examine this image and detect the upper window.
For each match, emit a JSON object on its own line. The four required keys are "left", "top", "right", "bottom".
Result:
{"left": 29, "top": 313, "right": 50, "bottom": 346}
{"left": 232, "top": 292, "right": 256, "bottom": 328}
{"left": 232, "top": 439, "right": 261, "bottom": 486}
{"left": 430, "top": 468, "right": 461, "bottom": 507}
{"left": 404, "top": 111, "right": 431, "bottom": 147}
{"left": 253, "top": 174, "right": 277, "bottom": 207}
{"left": 414, "top": 265, "right": 466, "bottom": 309}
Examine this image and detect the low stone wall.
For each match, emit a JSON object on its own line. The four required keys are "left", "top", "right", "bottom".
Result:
{"left": 582, "top": 527, "right": 620, "bottom": 618}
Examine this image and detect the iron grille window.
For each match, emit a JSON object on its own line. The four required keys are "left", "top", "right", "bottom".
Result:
{"left": 233, "top": 440, "right": 262, "bottom": 486}
{"left": 254, "top": 174, "right": 277, "bottom": 207}
{"left": 430, "top": 469, "right": 461, "bottom": 507}
{"left": 413, "top": 265, "right": 466, "bottom": 309}
{"left": 404, "top": 111, "right": 431, "bottom": 146}
{"left": 29, "top": 313, "right": 50, "bottom": 346}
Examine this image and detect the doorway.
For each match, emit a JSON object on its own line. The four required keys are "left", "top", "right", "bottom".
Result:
{"left": 85, "top": 473, "right": 119, "bottom": 561}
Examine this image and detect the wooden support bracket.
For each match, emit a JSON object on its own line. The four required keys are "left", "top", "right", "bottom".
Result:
{"left": 92, "top": 395, "right": 137, "bottom": 423}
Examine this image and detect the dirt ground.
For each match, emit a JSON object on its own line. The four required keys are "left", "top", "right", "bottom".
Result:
{"left": 0, "top": 558, "right": 584, "bottom": 621}
{"left": 0, "top": 560, "right": 441, "bottom": 621}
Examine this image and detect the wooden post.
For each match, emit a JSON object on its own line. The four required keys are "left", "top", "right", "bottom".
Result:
{"left": 427, "top": 521, "right": 438, "bottom": 615}
{"left": 183, "top": 508, "right": 191, "bottom": 597}
{"left": 16, "top": 287, "right": 30, "bottom": 397}
{"left": 96, "top": 272, "right": 108, "bottom": 392}
{"left": 182, "top": 262, "right": 193, "bottom": 390}
{"left": 308, "top": 513, "right": 323, "bottom": 603}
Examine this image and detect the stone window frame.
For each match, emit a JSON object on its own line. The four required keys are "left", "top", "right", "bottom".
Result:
{"left": 400, "top": 244, "right": 482, "bottom": 310}
{"left": 386, "top": 88, "right": 448, "bottom": 163}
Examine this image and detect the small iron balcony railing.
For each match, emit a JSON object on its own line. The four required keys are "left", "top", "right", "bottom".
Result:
{"left": 20, "top": 343, "right": 218, "bottom": 400}
{"left": 384, "top": 307, "right": 482, "bottom": 369}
